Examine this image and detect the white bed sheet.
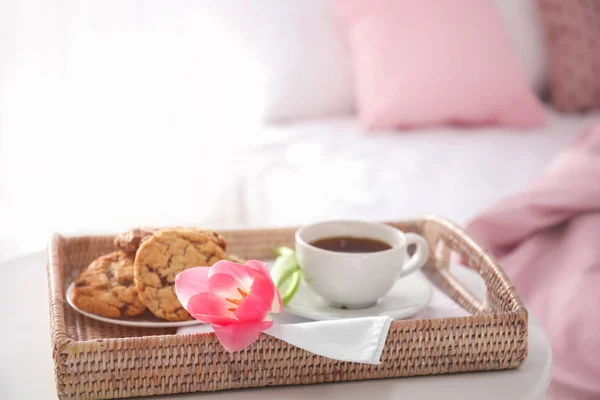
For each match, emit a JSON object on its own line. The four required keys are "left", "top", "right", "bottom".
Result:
{"left": 239, "top": 108, "right": 600, "bottom": 227}
{"left": 0, "top": 107, "right": 598, "bottom": 262}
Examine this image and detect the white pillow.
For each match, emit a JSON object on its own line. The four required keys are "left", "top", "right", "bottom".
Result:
{"left": 200, "top": 0, "right": 354, "bottom": 123}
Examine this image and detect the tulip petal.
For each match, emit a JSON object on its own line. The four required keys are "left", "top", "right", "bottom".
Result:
{"left": 208, "top": 273, "right": 246, "bottom": 298}
{"left": 191, "top": 313, "right": 238, "bottom": 326}
{"left": 209, "top": 260, "right": 254, "bottom": 289}
{"left": 245, "top": 260, "right": 272, "bottom": 280}
{"left": 235, "top": 292, "right": 271, "bottom": 321}
{"left": 187, "top": 292, "right": 237, "bottom": 326}
{"left": 175, "top": 267, "right": 210, "bottom": 310}
{"left": 245, "top": 260, "right": 282, "bottom": 313}
{"left": 248, "top": 273, "right": 276, "bottom": 307}
{"left": 271, "top": 287, "right": 283, "bottom": 314}
{"left": 213, "top": 320, "right": 273, "bottom": 352}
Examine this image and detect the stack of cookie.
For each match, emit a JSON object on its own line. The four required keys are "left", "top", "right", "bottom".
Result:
{"left": 71, "top": 228, "right": 242, "bottom": 321}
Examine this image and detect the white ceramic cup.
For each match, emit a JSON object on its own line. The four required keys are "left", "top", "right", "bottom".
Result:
{"left": 295, "top": 220, "right": 429, "bottom": 309}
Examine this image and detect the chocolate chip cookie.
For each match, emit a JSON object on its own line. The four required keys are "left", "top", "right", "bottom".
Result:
{"left": 71, "top": 251, "right": 147, "bottom": 318}
{"left": 114, "top": 227, "right": 227, "bottom": 253}
{"left": 134, "top": 228, "right": 226, "bottom": 321}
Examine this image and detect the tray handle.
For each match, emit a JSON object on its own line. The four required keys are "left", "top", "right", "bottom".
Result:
{"left": 388, "top": 215, "right": 525, "bottom": 316}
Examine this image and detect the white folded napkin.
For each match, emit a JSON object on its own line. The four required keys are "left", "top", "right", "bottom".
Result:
{"left": 177, "top": 316, "right": 393, "bottom": 364}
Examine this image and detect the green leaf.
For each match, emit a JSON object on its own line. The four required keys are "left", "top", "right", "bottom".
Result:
{"left": 271, "top": 248, "right": 301, "bottom": 306}
{"left": 273, "top": 246, "right": 295, "bottom": 257}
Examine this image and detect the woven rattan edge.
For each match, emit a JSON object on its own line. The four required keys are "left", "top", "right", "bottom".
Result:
{"left": 47, "top": 234, "right": 74, "bottom": 397}
{"left": 50, "top": 314, "right": 528, "bottom": 398}
{"left": 49, "top": 313, "right": 528, "bottom": 399}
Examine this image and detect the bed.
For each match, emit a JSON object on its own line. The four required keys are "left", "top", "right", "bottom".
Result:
{"left": 239, "top": 107, "right": 600, "bottom": 226}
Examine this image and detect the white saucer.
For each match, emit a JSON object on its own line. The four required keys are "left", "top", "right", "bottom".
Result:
{"left": 285, "top": 272, "right": 433, "bottom": 321}
{"left": 66, "top": 282, "right": 204, "bottom": 328}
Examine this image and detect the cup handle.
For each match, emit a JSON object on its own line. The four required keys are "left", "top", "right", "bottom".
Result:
{"left": 399, "top": 233, "right": 429, "bottom": 278}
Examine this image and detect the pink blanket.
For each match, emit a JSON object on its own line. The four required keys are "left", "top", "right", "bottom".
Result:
{"left": 466, "top": 124, "right": 600, "bottom": 400}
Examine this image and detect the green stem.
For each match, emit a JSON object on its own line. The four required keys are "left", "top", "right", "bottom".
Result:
{"left": 275, "top": 263, "right": 300, "bottom": 288}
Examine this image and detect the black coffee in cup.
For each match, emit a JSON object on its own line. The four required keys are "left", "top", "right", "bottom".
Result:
{"left": 309, "top": 236, "right": 392, "bottom": 253}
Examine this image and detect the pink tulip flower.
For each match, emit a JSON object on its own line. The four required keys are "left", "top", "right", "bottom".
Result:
{"left": 175, "top": 260, "right": 282, "bottom": 352}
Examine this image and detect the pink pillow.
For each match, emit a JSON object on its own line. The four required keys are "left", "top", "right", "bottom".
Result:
{"left": 331, "top": 0, "right": 546, "bottom": 130}
{"left": 538, "top": 0, "right": 600, "bottom": 113}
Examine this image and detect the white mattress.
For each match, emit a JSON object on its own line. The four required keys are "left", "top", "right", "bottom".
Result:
{"left": 239, "top": 108, "right": 600, "bottom": 227}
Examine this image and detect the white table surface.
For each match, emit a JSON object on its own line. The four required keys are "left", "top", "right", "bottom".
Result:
{"left": 0, "top": 250, "right": 552, "bottom": 400}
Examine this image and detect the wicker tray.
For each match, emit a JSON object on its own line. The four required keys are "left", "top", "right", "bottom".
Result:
{"left": 48, "top": 215, "right": 528, "bottom": 399}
